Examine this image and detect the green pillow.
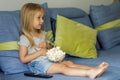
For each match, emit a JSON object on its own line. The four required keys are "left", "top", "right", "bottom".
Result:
{"left": 46, "top": 30, "right": 53, "bottom": 41}
{"left": 0, "top": 41, "right": 19, "bottom": 50}
{"left": 96, "top": 19, "right": 120, "bottom": 31}
{"left": 46, "top": 30, "right": 54, "bottom": 46}
{"left": 54, "top": 15, "right": 97, "bottom": 58}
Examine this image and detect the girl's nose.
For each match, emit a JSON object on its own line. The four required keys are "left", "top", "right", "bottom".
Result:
{"left": 40, "top": 18, "right": 44, "bottom": 24}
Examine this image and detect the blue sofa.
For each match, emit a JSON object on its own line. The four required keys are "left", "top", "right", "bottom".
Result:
{"left": 1, "top": 2, "right": 120, "bottom": 80}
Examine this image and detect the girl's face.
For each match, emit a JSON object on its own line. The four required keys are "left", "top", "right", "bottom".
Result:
{"left": 33, "top": 11, "right": 44, "bottom": 30}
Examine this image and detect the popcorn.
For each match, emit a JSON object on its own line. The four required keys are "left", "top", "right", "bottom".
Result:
{"left": 46, "top": 47, "right": 66, "bottom": 62}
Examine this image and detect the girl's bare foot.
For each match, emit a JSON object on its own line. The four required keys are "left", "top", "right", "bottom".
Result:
{"left": 97, "top": 62, "right": 109, "bottom": 77}
{"left": 87, "top": 62, "right": 109, "bottom": 79}
{"left": 98, "top": 62, "right": 109, "bottom": 68}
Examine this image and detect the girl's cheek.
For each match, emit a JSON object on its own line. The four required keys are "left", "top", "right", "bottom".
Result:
{"left": 37, "top": 44, "right": 41, "bottom": 48}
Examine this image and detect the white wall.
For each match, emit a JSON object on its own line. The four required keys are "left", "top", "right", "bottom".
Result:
{"left": 0, "top": 0, "right": 113, "bottom": 13}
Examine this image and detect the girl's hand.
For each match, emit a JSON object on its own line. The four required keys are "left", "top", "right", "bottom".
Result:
{"left": 38, "top": 42, "right": 51, "bottom": 49}
{"left": 39, "top": 48, "right": 48, "bottom": 56}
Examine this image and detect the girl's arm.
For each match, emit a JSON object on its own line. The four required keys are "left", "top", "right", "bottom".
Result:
{"left": 38, "top": 42, "right": 51, "bottom": 49}
{"left": 19, "top": 45, "right": 48, "bottom": 63}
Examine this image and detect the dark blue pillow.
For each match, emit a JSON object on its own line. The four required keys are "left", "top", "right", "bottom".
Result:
{"left": 0, "top": 11, "right": 21, "bottom": 42}
{"left": 50, "top": 8, "right": 92, "bottom": 27}
{"left": 90, "top": 2, "right": 120, "bottom": 49}
{"left": 98, "top": 27, "right": 120, "bottom": 49}
{"left": 41, "top": 3, "right": 51, "bottom": 32}
{"left": 90, "top": 2, "right": 120, "bottom": 27}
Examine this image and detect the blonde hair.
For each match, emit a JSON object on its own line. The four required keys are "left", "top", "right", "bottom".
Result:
{"left": 21, "top": 3, "right": 44, "bottom": 47}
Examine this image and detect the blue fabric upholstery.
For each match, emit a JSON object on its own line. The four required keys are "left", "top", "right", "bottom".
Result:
{"left": 90, "top": 2, "right": 120, "bottom": 49}
{"left": 0, "top": 10, "right": 28, "bottom": 74}
{"left": 98, "top": 27, "right": 120, "bottom": 49}
{"left": 90, "top": 2, "right": 120, "bottom": 27}
{"left": 50, "top": 8, "right": 92, "bottom": 27}
{"left": 0, "top": 51, "right": 29, "bottom": 74}
{"left": 1, "top": 68, "right": 120, "bottom": 80}
{"left": 0, "top": 56, "right": 29, "bottom": 74}
{"left": 0, "top": 11, "right": 21, "bottom": 42}
{"left": 41, "top": 3, "right": 51, "bottom": 31}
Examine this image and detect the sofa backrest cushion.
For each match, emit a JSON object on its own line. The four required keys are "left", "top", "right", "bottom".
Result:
{"left": 90, "top": 2, "right": 120, "bottom": 27}
{"left": 0, "top": 11, "right": 21, "bottom": 42}
{"left": 90, "top": 2, "right": 120, "bottom": 49}
{"left": 96, "top": 19, "right": 120, "bottom": 49}
{"left": 49, "top": 8, "right": 93, "bottom": 40}
{"left": 50, "top": 8, "right": 92, "bottom": 27}
{"left": 41, "top": 2, "right": 52, "bottom": 31}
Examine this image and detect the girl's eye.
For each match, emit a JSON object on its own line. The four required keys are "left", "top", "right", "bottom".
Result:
{"left": 42, "top": 17, "right": 44, "bottom": 20}
{"left": 37, "top": 17, "right": 40, "bottom": 19}
{"left": 37, "top": 16, "right": 44, "bottom": 20}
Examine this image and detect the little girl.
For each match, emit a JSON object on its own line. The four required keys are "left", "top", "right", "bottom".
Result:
{"left": 19, "top": 3, "right": 109, "bottom": 79}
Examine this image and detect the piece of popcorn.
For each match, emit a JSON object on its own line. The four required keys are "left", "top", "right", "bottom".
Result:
{"left": 46, "top": 47, "right": 65, "bottom": 62}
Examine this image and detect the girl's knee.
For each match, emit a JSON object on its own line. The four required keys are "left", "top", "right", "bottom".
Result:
{"left": 59, "top": 63, "right": 68, "bottom": 69}
{"left": 62, "top": 60, "right": 74, "bottom": 66}
{"left": 58, "top": 64, "right": 69, "bottom": 73}
{"left": 58, "top": 64, "right": 70, "bottom": 75}
{"left": 47, "top": 63, "right": 67, "bottom": 74}
{"left": 67, "top": 61, "right": 74, "bottom": 64}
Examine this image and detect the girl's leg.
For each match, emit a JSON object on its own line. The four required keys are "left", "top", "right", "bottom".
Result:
{"left": 47, "top": 63, "right": 88, "bottom": 77}
{"left": 61, "top": 60, "right": 93, "bottom": 70}
{"left": 61, "top": 61, "right": 109, "bottom": 70}
{"left": 47, "top": 63, "right": 109, "bottom": 79}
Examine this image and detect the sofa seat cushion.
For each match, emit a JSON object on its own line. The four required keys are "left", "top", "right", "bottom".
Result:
{"left": 1, "top": 48, "right": 120, "bottom": 80}
{"left": 1, "top": 45, "right": 120, "bottom": 79}
{"left": 1, "top": 67, "right": 120, "bottom": 80}
{"left": 0, "top": 50, "right": 29, "bottom": 74}
{"left": 98, "top": 45, "right": 120, "bottom": 67}
{"left": 65, "top": 45, "right": 120, "bottom": 68}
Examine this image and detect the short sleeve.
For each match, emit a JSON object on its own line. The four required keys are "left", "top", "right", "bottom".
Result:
{"left": 18, "top": 35, "right": 30, "bottom": 47}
